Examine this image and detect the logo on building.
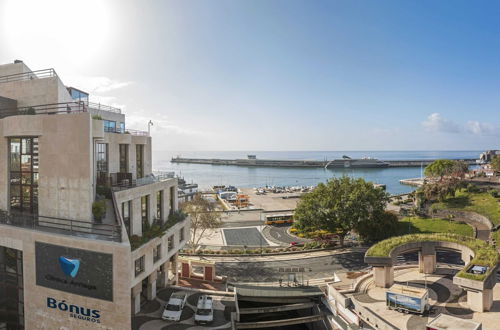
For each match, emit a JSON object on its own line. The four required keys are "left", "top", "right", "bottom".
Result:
{"left": 59, "top": 256, "right": 80, "bottom": 278}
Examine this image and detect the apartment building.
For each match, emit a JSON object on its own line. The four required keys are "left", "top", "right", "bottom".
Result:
{"left": 0, "top": 60, "right": 190, "bottom": 329}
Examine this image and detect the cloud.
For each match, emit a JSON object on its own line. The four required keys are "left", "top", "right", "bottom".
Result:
{"left": 65, "top": 75, "right": 133, "bottom": 94}
{"left": 465, "top": 121, "right": 500, "bottom": 136}
{"left": 422, "top": 113, "right": 500, "bottom": 137}
{"left": 422, "top": 113, "right": 460, "bottom": 133}
{"left": 126, "top": 112, "right": 206, "bottom": 136}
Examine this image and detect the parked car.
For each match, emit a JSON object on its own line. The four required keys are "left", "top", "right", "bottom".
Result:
{"left": 289, "top": 242, "right": 304, "bottom": 247}
{"left": 162, "top": 292, "right": 187, "bottom": 321}
{"left": 195, "top": 295, "right": 214, "bottom": 325}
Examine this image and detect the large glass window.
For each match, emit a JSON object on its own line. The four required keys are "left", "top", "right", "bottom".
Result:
{"left": 141, "top": 195, "right": 149, "bottom": 233}
{"left": 9, "top": 137, "right": 39, "bottom": 214}
{"left": 153, "top": 244, "right": 161, "bottom": 263}
{"left": 103, "top": 120, "right": 116, "bottom": 133}
{"left": 119, "top": 122, "right": 125, "bottom": 133}
{"left": 168, "top": 235, "right": 174, "bottom": 251}
{"left": 0, "top": 246, "right": 24, "bottom": 329}
{"left": 136, "top": 145, "right": 144, "bottom": 179}
{"left": 134, "top": 256, "right": 144, "bottom": 277}
{"left": 156, "top": 191, "right": 163, "bottom": 220}
{"left": 119, "top": 144, "right": 128, "bottom": 173}
{"left": 96, "top": 143, "right": 108, "bottom": 173}
{"left": 122, "top": 201, "right": 131, "bottom": 234}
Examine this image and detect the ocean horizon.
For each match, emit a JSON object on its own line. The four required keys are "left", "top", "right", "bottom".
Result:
{"left": 154, "top": 150, "right": 481, "bottom": 195}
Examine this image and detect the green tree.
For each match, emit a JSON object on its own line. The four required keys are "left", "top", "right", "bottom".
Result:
{"left": 356, "top": 211, "right": 399, "bottom": 242}
{"left": 293, "top": 176, "right": 389, "bottom": 247}
{"left": 491, "top": 155, "right": 500, "bottom": 172}
{"left": 424, "top": 159, "right": 469, "bottom": 181}
{"left": 182, "top": 194, "right": 222, "bottom": 251}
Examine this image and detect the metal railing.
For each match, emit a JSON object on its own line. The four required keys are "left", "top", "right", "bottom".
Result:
{"left": 0, "top": 101, "right": 88, "bottom": 119}
{"left": 126, "top": 128, "right": 149, "bottom": 136}
{"left": 0, "top": 210, "right": 121, "bottom": 242}
{"left": 88, "top": 101, "right": 122, "bottom": 114}
{"left": 111, "top": 171, "right": 175, "bottom": 191}
{"left": 0, "top": 68, "right": 57, "bottom": 84}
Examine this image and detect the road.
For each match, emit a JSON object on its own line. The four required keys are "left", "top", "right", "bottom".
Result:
{"left": 214, "top": 250, "right": 367, "bottom": 282}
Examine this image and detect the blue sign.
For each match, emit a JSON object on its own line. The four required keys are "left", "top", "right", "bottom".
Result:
{"left": 59, "top": 256, "right": 80, "bottom": 278}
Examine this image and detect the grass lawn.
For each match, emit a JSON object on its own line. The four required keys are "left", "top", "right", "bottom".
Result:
{"left": 366, "top": 233, "right": 499, "bottom": 281}
{"left": 431, "top": 190, "right": 500, "bottom": 226}
{"left": 397, "top": 217, "right": 473, "bottom": 237}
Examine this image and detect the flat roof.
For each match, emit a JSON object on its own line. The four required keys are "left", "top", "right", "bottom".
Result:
{"left": 387, "top": 284, "right": 428, "bottom": 299}
{"left": 426, "top": 314, "right": 481, "bottom": 330}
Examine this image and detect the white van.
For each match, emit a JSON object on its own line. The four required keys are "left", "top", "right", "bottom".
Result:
{"left": 195, "top": 295, "right": 213, "bottom": 325}
{"left": 162, "top": 292, "right": 187, "bottom": 321}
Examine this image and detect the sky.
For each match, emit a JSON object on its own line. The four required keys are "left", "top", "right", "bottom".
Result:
{"left": 1, "top": 0, "right": 499, "bottom": 152}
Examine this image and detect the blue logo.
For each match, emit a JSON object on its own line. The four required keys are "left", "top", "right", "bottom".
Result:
{"left": 59, "top": 256, "right": 80, "bottom": 278}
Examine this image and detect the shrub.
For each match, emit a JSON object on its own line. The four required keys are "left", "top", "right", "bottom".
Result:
{"left": 488, "top": 189, "right": 498, "bottom": 198}
{"left": 92, "top": 200, "right": 107, "bottom": 221}
{"left": 467, "top": 183, "right": 480, "bottom": 193}
{"left": 92, "top": 114, "right": 103, "bottom": 120}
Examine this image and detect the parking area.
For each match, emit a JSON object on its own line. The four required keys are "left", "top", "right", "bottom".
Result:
{"left": 132, "top": 288, "right": 234, "bottom": 330}
{"left": 223, "top": 227, "right": 269, "bottom": 246}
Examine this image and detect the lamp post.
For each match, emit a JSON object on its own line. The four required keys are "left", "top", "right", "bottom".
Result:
{"left": 148, "top": 120, "right": 153, "bottom": 135}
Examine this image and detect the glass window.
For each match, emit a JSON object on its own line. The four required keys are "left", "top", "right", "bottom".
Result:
{"left": 9, "top": 137, "right": 38, "bottom": 214}
{"left": 0, "top": 247, "right": 24, "bottom": 328}
{"left": 168, "top": 235, "right": 174, "bottom": 251}
{"left": 136, "top": 145, "right": 144, "bottom": 179}
{"left": 153, "top": 244, "right": 161, "bottom": 263}
{"left": 122, "top": 201, "right": 131, "bottom": 234}
{"left": 96, "top": 143, "right": 108, "bottom": 173}
{"left": 103, "top": 120, "right": 116, "bottom": 133}
{"left": 120, "top": 122, "right": 125, "bottom": 133}
{"left": 169, "top": 186, "right": 176, "bottom": 215}
{"left": 141, "top": 195, "right": 149, "bottom": 232}
{"left": 119, "top": 144, "right": 128, "bottom": 173}
{"left": 157, "top": 191, "right": 163, "bottom": 220}
{"left": 134, "top": 256, "right": 145, "bottom": 277}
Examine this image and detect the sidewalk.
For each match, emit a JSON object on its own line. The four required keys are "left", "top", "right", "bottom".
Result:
{"left": 184, "top": 246, "right": 368, "bottom": 263}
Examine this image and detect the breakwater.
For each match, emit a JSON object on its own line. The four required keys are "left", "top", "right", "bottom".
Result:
{"left": 171, "top": 157, "right": 477, "bottom": 168}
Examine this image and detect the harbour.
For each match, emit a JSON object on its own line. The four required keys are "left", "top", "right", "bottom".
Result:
{"left": 158, "top": 151, "right": 482, "bottom": 195}
{"left": 171, "top": 155, "right": 477, "bottom": 168}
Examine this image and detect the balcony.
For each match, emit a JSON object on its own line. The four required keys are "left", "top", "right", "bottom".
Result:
{"left": 0, "top": 210, "right": 122, "bottom": 242}
{"left": 130, "top": 211, "right": 187, "bottom": 250}
{"left": 102, "top": 126, "right": 149, "bottom": 136}
{"left": 109, "top": 171, "right": 175, "bottom": 191}
{"left": 88, "top": 101, "right": 121, "bottom": 114}
{"left": 0, "top": 68, "right": 57, "bottom": 84}
{"left": 0, "top": 101, "right": 88, "bottom": 119}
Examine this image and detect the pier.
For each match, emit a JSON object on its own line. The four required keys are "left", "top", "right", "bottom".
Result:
{"left": 171, "top": 157, "right": 477, "bottom": 168}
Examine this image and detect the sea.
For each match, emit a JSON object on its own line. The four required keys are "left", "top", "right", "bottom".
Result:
{"left": 154, "top": 151, "right": 481, "bottom": 195}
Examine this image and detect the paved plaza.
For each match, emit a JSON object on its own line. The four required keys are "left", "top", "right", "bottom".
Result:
{"left": 222, "top": 227, "right": 269, "bottom": 246}
{"left": 350, "top": 267, "right": 500, "bottom": 330}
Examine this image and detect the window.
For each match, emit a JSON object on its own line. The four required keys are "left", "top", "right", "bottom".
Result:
{"left": 169, "top": 186, "right": 175, "bottom": 215}
{"left": 0, "top": 247, "right": 24, "bottom": 328}
{"left": 120, "top": 122, "right": 125, "bottom": 133}
{"left": 179, "top": 227, "right": 185, "bottom": 242}
{"left": 153, "top": 244, "right": 161, "bottom": 263}
{"left": 9, "top": 137, "right": 39, "bottom": 214}
{"left": 168, "top": 235, "right": 174, "bottom": 251}
{"left": 119, "top": 144, "right": 128, "bottom": 173}
{"left": 96, "top": 143, "right": 108, "bottom": 173}
{"left": 141, "top": 195, "right": 149, "bottom": 232}
{"left": 103, "top": 120, "right": 116, "bottom": 133}
{"left": 136, "top": 144, "right": 144, "bottom": 179}
{"left": 157, "top": 191, "right": 163, "bottom": 220}
{"left": 134, "top": 256, "right": 145, "bottom": 276}
{"left": 122, "top": 201, "right": 131, "bottom": 234}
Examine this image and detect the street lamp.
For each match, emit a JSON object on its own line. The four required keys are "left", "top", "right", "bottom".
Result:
{"left": 147, "top": 120, "right": 153, "bottom": 135}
